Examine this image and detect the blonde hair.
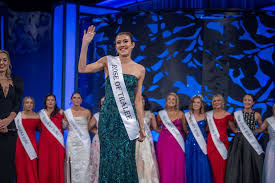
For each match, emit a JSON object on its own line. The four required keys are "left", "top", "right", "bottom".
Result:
{"left": 212, "top": 94, "right": 225, "bottom": 109}
{"left": 189, "top": 95, "right": 205, "bottom": 114}
{"left": 22, "top": 96, "right": 35, "bottom": 111}
{"left": 0, "top": 50, "right": 11, "bottom": 79}
{"left": 165, "top": 92, "right": 180, "bottom": 111}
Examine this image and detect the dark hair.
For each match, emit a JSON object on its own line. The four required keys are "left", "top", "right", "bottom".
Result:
{"left": 116, "top": 32, "right": 134, "bottom": 42}
{"left": 71, "top": 92, "right": 82, "bottom": 99}
{"left": 43, "top": 94, "right": 60, "bottom": 118}
{"left": 142, "top": 94, "right": 151, "bottom": 111}
{"left": 243, "top": 94, "right": 255, "bottom": 102}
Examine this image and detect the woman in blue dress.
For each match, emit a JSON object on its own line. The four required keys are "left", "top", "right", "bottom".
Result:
{"left": 183, "top": 95, "right": 213, "bottom": 183}
{"left": 78, "top": 25, "right": 146, "bottom": 183}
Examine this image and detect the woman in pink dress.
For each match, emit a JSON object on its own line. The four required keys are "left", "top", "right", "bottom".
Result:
{"left": 156, "top": 92, "right": 186, "bottom": 183}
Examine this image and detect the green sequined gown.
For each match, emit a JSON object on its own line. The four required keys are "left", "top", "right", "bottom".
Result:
{"left": 98, "top": 74, "right": 138, "bottom": 183}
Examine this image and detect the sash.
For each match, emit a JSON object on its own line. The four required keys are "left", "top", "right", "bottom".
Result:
{"left": 266, "top": 116, "right": 275, "bottom": 131}
{"left": 206, "top": 111, "right": 227, "bottom": 160}
{"left": 14, "top": 112, "right": 37, "bottom": 160}
{"left": 234, "top": 110, "right": 264, "bottom": 155}
{"left": 93, "top": 112, "right": 99, "bottom": 123}
{"left": 159, "top": 110, "right": 185, "bottom": 152}
{"left": 64, "top": 109, "right": 90, "bottom": 148}
{"left": 185, "top": 112, "right": 207, "bottom": 154}
{"left": 107, "top": 55, "right": 139, "bottom": 140}
{"left": 39, "top": 109, "right": 64, "bottom": 147}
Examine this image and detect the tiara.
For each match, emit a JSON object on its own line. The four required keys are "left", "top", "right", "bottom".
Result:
{"left": 191, "top": 94, "right": 203, "bottom": 99}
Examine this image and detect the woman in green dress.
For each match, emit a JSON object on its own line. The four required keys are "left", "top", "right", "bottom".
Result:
{"left": 78, "top": 25, "right": 146, "bottom": 183}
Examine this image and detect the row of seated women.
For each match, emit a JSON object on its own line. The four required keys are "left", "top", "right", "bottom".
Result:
{"left": 14, "top": 92, "right": 275, "bottom": 183}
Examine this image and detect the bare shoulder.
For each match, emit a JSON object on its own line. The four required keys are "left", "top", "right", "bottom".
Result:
{"left": 59, "top": 109, "right": 64, "bottom": 115}
{"left": 178, "top": 110, "right": 185, "bottom": 117}
{"left": 254, "top": 112, "right": 261, "bottom": 119}
{"left": 132, "top": 62, "right": 145, "bottom": 78}
{"left": 224, "top": 111, "right": 231, "bottom": 116}
{"left": 34, "top": 113, "right": 40, "bottom": 119}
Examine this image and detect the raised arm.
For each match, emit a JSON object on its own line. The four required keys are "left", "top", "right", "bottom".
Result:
{"left": 78, "top": 25, "right": 106, "bottom": 73}
{"left": 134, "top": 66, "right": 146, "bottom": 141}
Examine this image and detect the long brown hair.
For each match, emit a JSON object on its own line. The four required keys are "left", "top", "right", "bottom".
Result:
{"left": 189, "top": 95, "right": 205, "bottom": 114}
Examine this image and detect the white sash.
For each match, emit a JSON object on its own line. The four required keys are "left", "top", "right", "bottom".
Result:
{"left": 93, "top": 112, "right": 99, "bottom": 123}
{"left": 107, "top": 55, "right": 139, "bottom": 140}
{"left": 64, "top": 109, "right": 90, "bottom": 148}
{"left": 14, "top": 112, "right": 37, "bottom": 160}
{"left": 206, "top": 111, "right": 227, "bottom": 159}
{"left": 234, "top": 110, "right": 264, "bottom": 155}
{"left": 159, "top": 110, "right": 185, "bottom": 152}
{"left": 266, "top": 116, "right": 275, "bottom": 131}
{"left": 39, "top": 109, "right": 64, "bottom": 147}
{"left": 185, "top": 112, "right": 207, "bottom": 154}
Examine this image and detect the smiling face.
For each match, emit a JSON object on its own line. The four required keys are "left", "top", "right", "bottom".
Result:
{"left": 46, "top": 96, "right": 56, "bottom": 109}
{"left": 115, "top": 34, "right": 135, "bottom": 57}
{"left": 243, "top": 94, "right": 254, "bottom": 110}
{"left": 166, "top": 94, "right": 177, "bottom": 109}
{"left": 23, "top": 98, "right": 34, "bottom": 111}
{"left": 192, "top": 97, "right": 202, "bottom": 111}
{"left": 0, "top": 52, "right": 10, "bottom": 74}
{"left": 212, "top": 95, "right": 224, "bottom": 109}
{"left": 71, "top": 93, "right": 82, "bottom": 106}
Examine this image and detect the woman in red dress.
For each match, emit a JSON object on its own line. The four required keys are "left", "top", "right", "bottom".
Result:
{"left": 207, "top": 94, "right": 238, "bottom": 183}
{"left": 38, "top": 94, "right": 65, "bottom": 183}
{"left": 15, "top": 96, "right": 40, "bottom": 183}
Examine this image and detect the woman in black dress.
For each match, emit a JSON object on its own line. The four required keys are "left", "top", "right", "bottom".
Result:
{"left": 0, "top": 50, "right": 24, "bottom": 182}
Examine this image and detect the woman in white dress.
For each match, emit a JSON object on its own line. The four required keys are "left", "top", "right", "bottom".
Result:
{"left": 88, "top": 97, "right": 104, "bottom": 183}
{"left": 135, "top": 94, "right": 160, "bottom": 183}
{"left": 255, "top": 103, "right": 275, "bottom": 183}
{"left": 63, "top": 92, "right": 92, "bottom": 183}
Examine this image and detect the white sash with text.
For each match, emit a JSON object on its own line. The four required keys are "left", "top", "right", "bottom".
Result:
{"left": 107, "top": 56, "right": 139, "bottom": 140}
{"left": 64, "top": 109, "right": 90, "bottom": 148}
{"left": 266, "top": 116, "right": 275, "bottom": 132}
{"left": 234, "top": 110, "right": 264, "bottom": 155}
{"left": 15, "top": 112, "right": 37, "bottom": 160}
{"left": 185, "top": 112, "right": 207, "bottom": 154}
{"left": 206, "top": 111, "right": 227, "bottom": 160}
{"left": 93, "top": 112, "right": 99, "bottom": 123}
{"left": 39, "top": 109, "right": 64, "bottom": 147}
{"left": 159, "top": 110, "right": 185, "bottom": 152}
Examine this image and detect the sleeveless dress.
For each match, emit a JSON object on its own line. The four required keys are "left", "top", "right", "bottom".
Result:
{"left": 185, "top": 120, "right": 213, "bottom": 183}
{"left": 225, "top": 111, "right": 264, "bottom": 183}
{"left": 157, "top": 118, "right": 186, "bottom": 183}
{"left": 207, "top": 114, "right": 233, "bottom": 183}
{"left": 135, "top": 111, "right": 159, "bottom": 183}
{"left": 65, "top": 117, "right": 91, "bottom": 183}
{"left": 89, "top": 113, "right": 100, "bottom": 183}
{"left": 98, "top": 74, "right": 138, "bottom": 183}
{"left": 262, "top": 122, "right": 275, "bottom": 183}
{"left": 15, "top": 118, "right": 40, "bottom": 183}
{"left": 38, "top": 113, "right": 65, "bottom": 183}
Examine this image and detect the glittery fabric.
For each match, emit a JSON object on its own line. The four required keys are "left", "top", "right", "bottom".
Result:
{"left": 98, "top": 74, "right": 138, "bottom": 183}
